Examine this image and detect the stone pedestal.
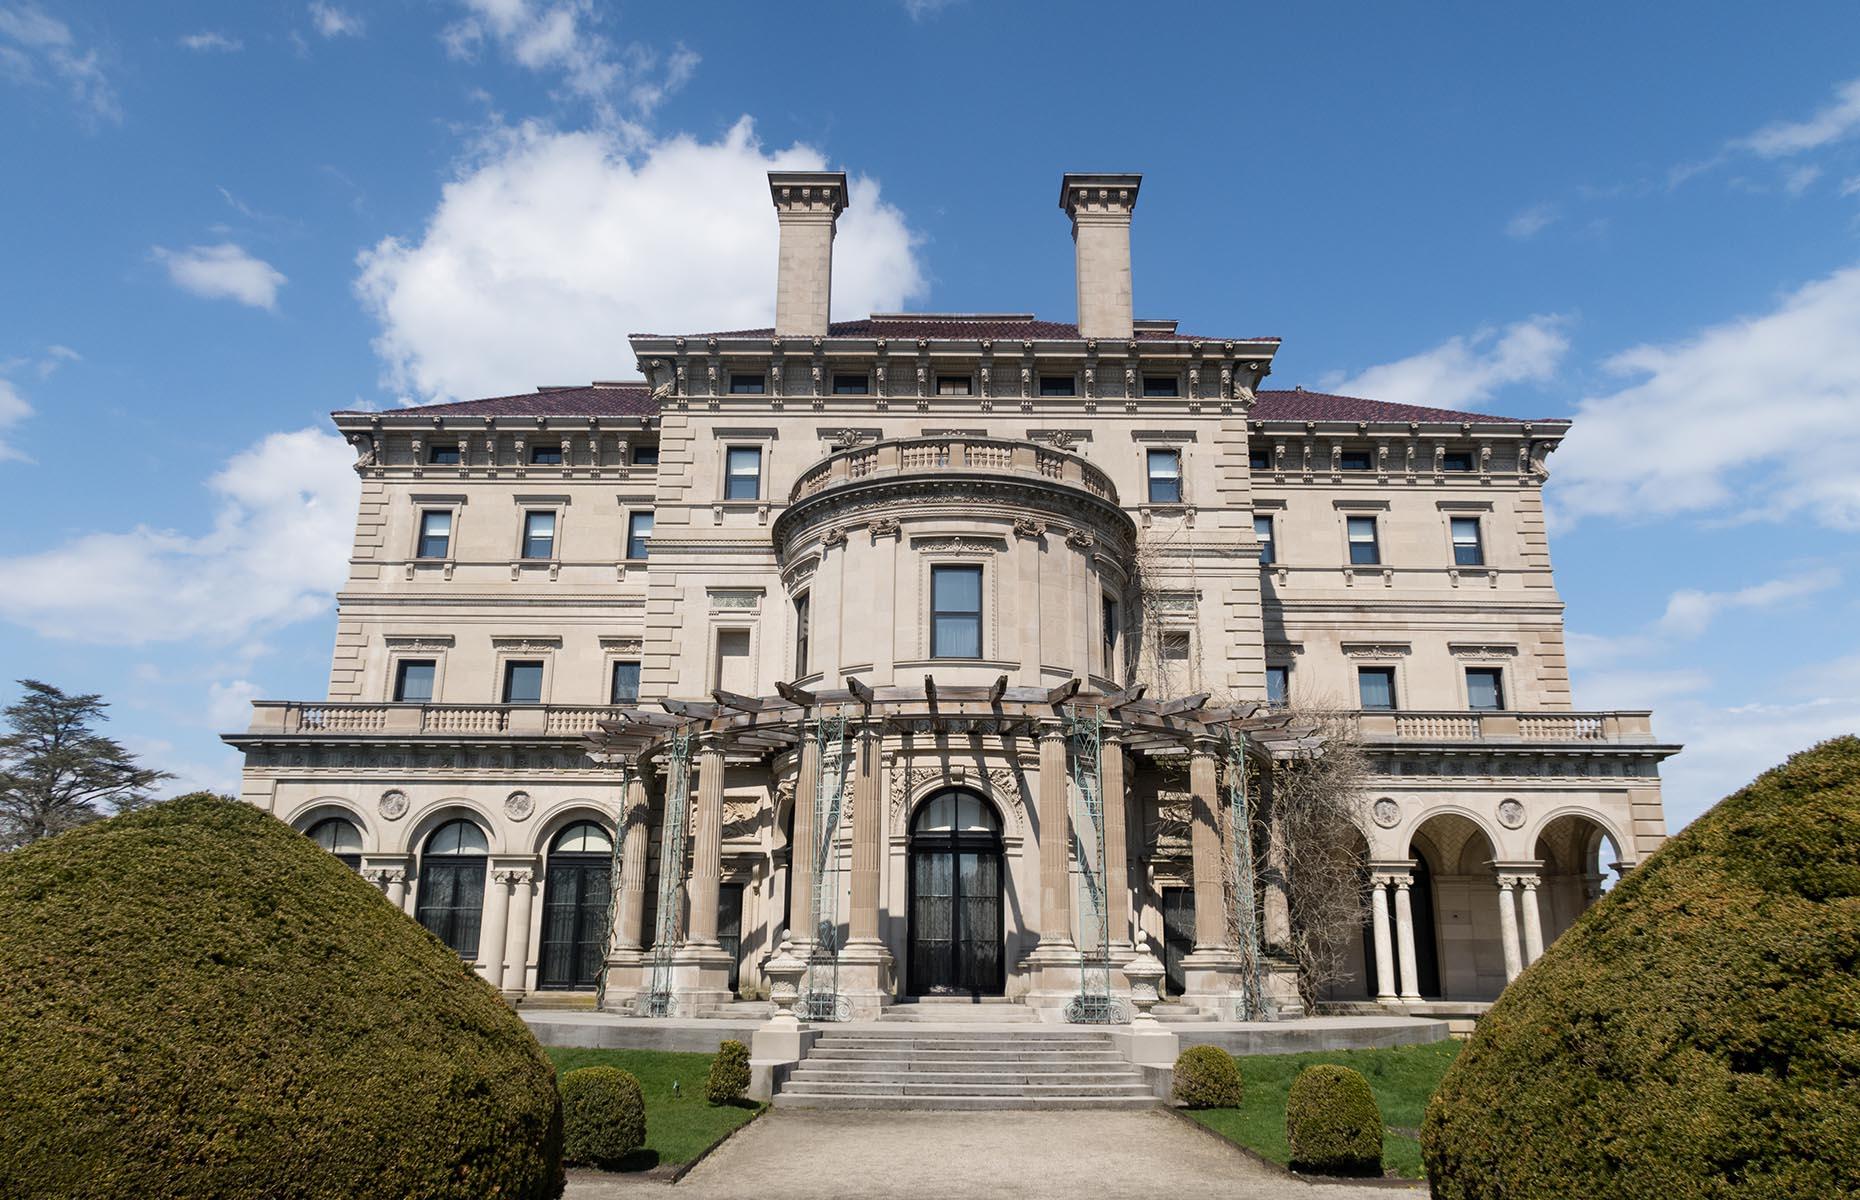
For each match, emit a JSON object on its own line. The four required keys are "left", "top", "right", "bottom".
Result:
{"left": 668, "top": 943, "right": 735, "bottom": 1015}
{"left": 598, "top": 949, "right": 647, "bottom": 1010}
{"left": 833, "top": 941, "right": 896, "bottom": 1018}
{"left": 1180, "top": 947, "right": 1243, "bottom": 1016}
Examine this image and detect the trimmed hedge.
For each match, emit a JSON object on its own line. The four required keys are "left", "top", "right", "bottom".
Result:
{"left": 1173, "top": 1044, "right": 1244, "bottom": 1108}
{"left": 560, "top": 1068, "right": 646, "bottom": 1168}
{"left": 1422, "top": 737, "right": 1860, "bottom": 1199}
{"left": 1286, "top": 1064, "right": 1383, "bottom": 1176}
{"left": 0, "top": 794, "right": 564, "bottom": 1200}
{"left": 706, "top": 1039, "right": 751, "bottom": 1105}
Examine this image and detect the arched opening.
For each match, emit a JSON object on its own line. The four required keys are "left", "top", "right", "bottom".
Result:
{"left": 908, "top": 788, "right": 1004, "bottom": 998}
{"left": 1409, "top": 813, "right": 1503, "bottom": 1001}
{"left": 538, "top": 820, "right": 614, "bottom": 990}
{"left": 416, "top": 819, "right": 489, "bottom": 958}
{"left": 1533, "top": 814, "right": 1618, "bottom": 946}
{"left": 1406, "top": 847, "right": 1442, "bottom": 998}
{"left": 304, "top": 816, "right": 363, "bottom": 871}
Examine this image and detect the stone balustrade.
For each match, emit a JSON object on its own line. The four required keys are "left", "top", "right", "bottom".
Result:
{"left": 1351, "top": 710, "right": 1654, "bottom": 743}
{"left": 791, "top": 436, "right": 1118, "bottom": 504}
{"left": 246, "top": 701, "right": 624, "bottom": 737}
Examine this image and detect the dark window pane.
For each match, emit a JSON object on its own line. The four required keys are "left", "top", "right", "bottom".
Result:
{"left": 725, "top": 446, "right": 761, "bottom": 500}
{"left": 1249, "top": 447, "right": 1270, "bottom": 469}
{"left": 1442, "top": 451, "right": 1474, "bottom": 472}
{"left": 1467, "top": 668, "right": 1504, "bottom": 710}
{"left": 1254, "top": 515, "right": 1275, "bottom": 565}
{"left": 1146, "top": 449, "right": 1182, "bottom": 503}
{"left": 632, "top": 444, "right": 660, "bottom": 465}
{"left": 832, "top": 374, "right": 867, "bottom": 395}
{"left": 930, "top": 565, "right": 982, "bottom": 659}
{"left": 503, "top": 661, "right": 543, "bottom": 704}
{"left": 1142, "top": 376, "right": 1179, "bottom": 397}
{"left": 1451, "top": 517, "right": 1484, "bottom": 566}
{"left": 1347, "top": 515, "right": 1380, "bottom": 565}
{"left": 626, "top": 512, "right": 653, "bottom": 560}
{"left": 1340, "top": 448, "right": 1373, "bottom": 471}
{"left": 429, "top": 443, "right": 461, "bottom": 464}
{"left": 1039, "top": 376, "right": 1076, "bottom": 396}
{"left": 729, "top": 374, "right": 765, "bottom": 394}
{"left": 794, "top": 593, "right": 811, "bottom": 676}
{"left": 1358, "top": 667, "right": 1396, "bottom": 711}
{"left": 417, "top": 510, "right": 451, "bottom": 559}
{"left": 522, "top": 511, "right": 555, "bottom": 559}
{"left": 530, "top": 443, "right": 564, "bottom": 465}
{"left": 610, "top": 661, "right": 640, "bottom": 704}
{"left": 395, "top": 660, "right": 435, "bottom": 703}
{"left": 417, "top": 858, "right": 485, "bottom": 958}
{"left": 1266, "top": 665, "right": 1289, "bottom": 707}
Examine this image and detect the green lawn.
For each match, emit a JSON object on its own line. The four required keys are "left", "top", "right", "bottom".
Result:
{"left": 545, "top": 1047, "right": 762, "bottom": 1171}
{"left": 1184, "top": 1039, "right": 1461, "bottom": 1180}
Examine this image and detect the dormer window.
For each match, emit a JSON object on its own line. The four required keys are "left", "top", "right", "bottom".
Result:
{"left": 530, "top": 443, "right": 564, "bottom": 465}
{"left": 729, "top": 374, "right": 766, "bottom": 394}
{"left": 937, "top": 375, "right": 972, "bottom": 396}
{"left": 1040, "top": 376, "right": 1077, "bottom": 397}
{"left": 1142, "top": 375, "right": 1179, "bottom": 397}
{"left": 428, "top": 443, "right": 461, "bottom": 465}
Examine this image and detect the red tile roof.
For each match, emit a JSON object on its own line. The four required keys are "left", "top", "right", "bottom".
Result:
{"left": 1251, "top": 389, "right": 1553, "bottom": 425}
{"left": 638, "top": 316, "right": 1278, "bottom": 343}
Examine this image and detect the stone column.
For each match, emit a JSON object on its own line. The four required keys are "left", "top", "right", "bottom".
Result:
{"left": 1188, "top": 742, "right": 1225, "bottom": 952}
{"left": 687, "top": 738, "right": 725, "bottom": 945}
{"left": 1393, "top": 875, "right": 1422, "bottom": 1001}
{"left": 1037, "top": 722, "right": 1076, "bottom": 950}
{"left": 614, "top": 772, "right": 651, "bottom": 951}
{"left": 1495, "top": 875, "right": 1524, "bottom": 983}
{"left": 500, "top": 866, "right": 537, "bottom": 998}
{"left": 1101, "top": 734, "right": 1132, "bottom": 952}
{"left": 837, "top": 720, "right": 893, "bottom": 1014}
{"left": 385, "top": 870, "right": 409, "bottom": 911}
{"left": 1520, "top": 874, "right": 1546, "bottom": 965}
{"left": 787, "top": 736, "right": 821, "bottom": 951}
{"left": 1369, "top": 877, "right": 1397, "bottom": 1002}
{"left": 478, "top": 869, "right": 513, "bottom": 990}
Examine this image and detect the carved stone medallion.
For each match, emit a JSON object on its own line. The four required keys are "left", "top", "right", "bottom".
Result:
{"left": 378, "top": 789, "right": 409, "bottom": 821}
{"left": 1496, "top": 798, "right": 1526, "bottom": 830}
{"left": 1372, "top": 797, "right": 1400, "bottom": 829}
{"left": 505, "top": 790, "right": 535, "bottom": 821}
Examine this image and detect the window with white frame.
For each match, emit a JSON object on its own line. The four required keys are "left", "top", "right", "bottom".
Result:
{"left": 1346, "top": 515, "right": 1380, "bottom": 565}
{"left": 626, "top": 512, "right": 653, "bottom": 560}
{"left": 1254, "top": 514, "right": 1275, "bottom": 565}
{"left": 417, "top": 510, "right": 452, "bottom": 559}
{"left": 724, "top": 446, "right": 762, "bottom": 501}
{"left": 521, "top": 511, "right": 556, "bottom": 559}
{"left": 930, "top": 564, "right": 983, "bottom": 658}
{"left": 1146, "top": 448, "right": 1182, "bottom": 503}
{"left": 1450, "top": 516, "right": 1484, "bottom": 566}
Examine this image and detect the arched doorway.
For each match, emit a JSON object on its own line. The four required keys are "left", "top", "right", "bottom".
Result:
{"left": 908, "top": 789, "right": 1005, "bottom": 997}
{"left": 416, "top": 818, "right": 489, "bottom": 958}
{"left": 1533, "top": 814, "right": 1619, "bottom": 945}
{"left": 538, "top": 820, "right": 614, "bottom": 990}
{"left": 1409, "top": 813, "right": 1504, "bottom": 1000}
{"left": 305, "top": 815, "right": 363, "bottom": 871}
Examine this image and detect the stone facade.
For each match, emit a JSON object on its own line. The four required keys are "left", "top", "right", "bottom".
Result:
{"left": 228, "top": 170, "right": 1676, "bottom": 1020}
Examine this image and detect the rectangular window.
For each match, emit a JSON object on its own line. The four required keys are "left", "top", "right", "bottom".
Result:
{"left": 832, "top": 373, "right": 867, "bottom": 395}
{"left": 1441, "top": 450, "right": 1474, "bottom": 472}
{"left": 1142, "top": 375, "right": 1179, "bottom": 397}
{"left": 794, "top": 592, "right": 811, "bottom": 676}
{"left": 626, "top": 512, "right": 653, "bottom": 560}
{"left": 936, "top": 375, "right": 972, "bottom": 396}
{"left": 1254, "top": 514, "right": 1275, "bottom": 565}
{"left": 930, "top": 564, "right": 983, "bottom": 658}
{"left": 1466, "top": 667, "right": 1505, "bottom": 711}
{"left": 632, "top": 444, "right": 659, "bottom": 466}
{"left": 428, "top": 443, "right": 461, "bottom": 465}
{"left": 729, "top": 374, "right": 766, "bottom": 394}
{"left": 1450, "top": 516, "right": 1484, "bottom": 566}
{"left": 1146, "top": 448, "right": 1182, "bottom": 503}
{"left": 724, "top": 446, "right": 762, "bottom": 501}
{"left": 1340, "top": 448, "right": 1373, "bottom": 471}
{"left": 1102, "top": 595, "right": 1119, "bottom": 674}
{"left": 417, "top": 510, "right": 452, "bottom": 559}
{"left": 502, "top": 660, "right": 544, "bottom": 704}
{"left": 610, "top": 660, "right": 641, "bottom": 704}
{"left": 1265, "top": 665, "right": 1289, "bottom": 707}
{"left": 714, "top": 629, "right": 752, "bottom": 692}
{"left": 521, "top": 511, "right": 556, "bottom": 559}
{"left": 1357, "top": 666, "right": 1396, "bottom": 711}
{"left": 530, "top": 443, "right": 564, "bottom": 465}
{"left": 394, "top": 659, "right": 435, "bottom": 703}
{"left": 1346, "top": 515, "right": 1380, "bottom": 565}
{"left": 1039, "top": 375, "right": 1077, "bottom": 396}
{"left": 1249, "top": 446, "right": 1271, "bottom": 469}
{"left": 1160, "top": 630, "right": 1192, "bottom": 665}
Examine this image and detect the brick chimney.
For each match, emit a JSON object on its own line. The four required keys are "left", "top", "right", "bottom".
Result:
{"left": 1059, "top": 173, "right": 1142, "bottom": 341}
{"left": 768, "top": 171, "right": 849, "bottom": 338}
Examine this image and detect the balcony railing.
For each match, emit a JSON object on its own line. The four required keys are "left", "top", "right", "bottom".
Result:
{"left": 243, "top": 701, "right": 624, "bottom": 737}
{"left": 1350, "top": 710, "right": 1653, "bottom": 743}
{"left": 791, "top": 436, "right": 1118, "bottom": 504}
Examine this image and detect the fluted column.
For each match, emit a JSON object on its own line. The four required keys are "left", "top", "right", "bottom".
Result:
{"left": 1520, "top": 874, "right": 1546, "bottom": 965}
{"left": 1101, "top": 734, "right": 1131, "bottom": 949}
{"left": 847, "top": 723, "right": 881, "bottom": 944}
{"left": 1394, "top": 875, "right": 1422, "bottom": 1001}
{"left": 787, "top": 735, "right": 821, "bottom": 948}
{"left": 686, "top": 737, "right": 725, "bottom": 946}
{"left": 1037, "top": 722, "right": 1075, "bottom": 948}
{"left": 478, "top": 869, "right": 513, "bottom": 989}
{"left": 1369, "top": 877, "right": 1397, "bottom": 1001}
{"left": 1496, "top": 875, "right": 1523, "bottom": 982}
{"left": 1188, "top": 740, "right": 1226, "bottom": 952}
{"left": 501, "top": 866, "right": 537, "bottom": 997}
{"left": 613, "top": 771, "right": 651, "bottom": 951}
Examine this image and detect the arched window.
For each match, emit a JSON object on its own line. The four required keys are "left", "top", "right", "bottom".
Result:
{"left": 908, "top": 788, "right": 1004, "bottom": 997}
{"left": 305, "top": 816, "right": 363, "bottom": 871}
{"left": 417, "top": 819, "right": 489, "bottom": 958}
{"left": 538, "top": 820, "right": 615, "bottom": 990}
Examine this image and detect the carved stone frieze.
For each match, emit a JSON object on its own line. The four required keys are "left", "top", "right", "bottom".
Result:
{"left": 378, "top": 789, "right": 409, "bottom": 820}
{"left": 1342, "top": 643, "right": 1411, "bottom": 659}
{"left": 1012, "top": 517, "right": 1047, "bottom": 539}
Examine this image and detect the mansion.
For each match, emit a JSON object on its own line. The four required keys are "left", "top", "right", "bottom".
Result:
{"left": 228, "top": 171, "right": 1677, "bottom": 1021}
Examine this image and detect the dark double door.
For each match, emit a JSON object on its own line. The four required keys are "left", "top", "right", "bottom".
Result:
{"left": 909, "top": 843, "right": 1004, "bottom": 996}
{"left": 538, "top": 853, "right": 612, "bottom": 989}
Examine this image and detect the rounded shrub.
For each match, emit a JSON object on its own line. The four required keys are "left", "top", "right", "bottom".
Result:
{"left": 1422, "top": 737, "right": 1860, "bottom": 1199}
{"left": 0, "top": 794, "right": 564, "bottom": 1200}
{"left": 1172, "top": 1044, "right": 1244, "bottom": 1108}
{"left": 560, "top": 1067, "right": 646, "bottom": 1168}
{"left": 1286, "top": 1064, "right": 1383, "bottom": 1176}
{"left": 706, "top": 1039, "right": 751, "bottom": 1105}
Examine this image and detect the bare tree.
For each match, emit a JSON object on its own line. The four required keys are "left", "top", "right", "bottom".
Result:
{"left": 0, "top": 680, "right": 172, "bottom": 851}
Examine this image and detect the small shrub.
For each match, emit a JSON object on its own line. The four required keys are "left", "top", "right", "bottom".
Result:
{"left": 1287, "top": 1064, "right": 1383, "bottom": 1176}
{"left": 706, "top": 1039, "right": 751, "bottom": 1105}
{"left": 560, "top": 1067, "right": 646, "bottom": 1168}
{"left": 1172, "top": 1044, "right": 1244, "bottom": 1108}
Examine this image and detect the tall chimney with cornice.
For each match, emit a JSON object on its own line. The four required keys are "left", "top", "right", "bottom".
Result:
{"left": 1059, "top": 173, "right": 1141, "bottom": 341}
{"left": 769, "top": 171, "right": 849, "bottom": 338}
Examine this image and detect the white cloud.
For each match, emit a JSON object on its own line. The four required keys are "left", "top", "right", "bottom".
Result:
{"left": 207, "top": 679, "right": 263, "bottom": 734}
{"left": 1655, "top": 569, "right": 1839, "bottom": 638}
{"left": 1649, "top": 693, "right": 1860, "bottom": 830}
{"left": 0, "top": 4, "right": 119, "bottom": 124}
{"left": 0, "top": 379, "right": 32, "bottom": 462}
{"left": 1842, "top": 175, "right": 1860, "bottom": 198}
{"left": 180, "top": 31, "right": 242, "bottom": 53}
{"left": 1736, "top": 76, "right": 1860, "bottom": 158}
{"left": 0, "top": 428, "right": 358, "bottom": 643}
{"left": 356, "top": 117, "right": 926, "bottom": 402}
{"left": 1782, "top": 164, "right": 1822, "bottom": 196}
{"left": 1505, "top": 203, "right": 1559, "bottom": 239}
{"left": 1322, "top": 315, "right": 1569, "bottom": 412}
{"left": 151, "top": 243, "right": 287, "bottom": 309}
{"left": 308, "top": 2, "right": 363, "bottom": 39}
{"left": 1553, "top": 263, "right": 1860, "bottom": 528}
{"left": 901, "top": 0, "right": 962, "bottom": 19}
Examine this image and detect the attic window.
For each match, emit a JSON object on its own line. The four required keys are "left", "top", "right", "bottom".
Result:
{"left": 937, "top": 375, "right": 973, "bottom": 396}
{"left": 1340, "top": 448, "right": 1373, "bottom": 471}
{"left": 1142, "top": 375, "right": 1179, "bottom": 397}
{"left": 1039, "top": 376, "right": 1076, "bottom": 397}
{"left": 1441, "top": 451, "right": 1475, "bottom": 472}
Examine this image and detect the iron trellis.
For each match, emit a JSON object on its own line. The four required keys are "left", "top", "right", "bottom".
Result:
{"left": 798, "top": 712, "right": 852, "bottom": 1022}
{"left": 1225, "top": 731, "right": 1270, "bottom": 1020}
{"left": 1064, "top": 710, "right": 1123, "bottom": 1023}
{"left": 594, "top": 760, "right": 630, "bottom": 1012}
{"left": 641, "top": 728, "right": 693, "bottom": 1016}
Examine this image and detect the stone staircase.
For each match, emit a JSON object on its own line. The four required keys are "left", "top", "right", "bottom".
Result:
{"left": 773, "top": 1028, "right": 1156, "bottom": 1111}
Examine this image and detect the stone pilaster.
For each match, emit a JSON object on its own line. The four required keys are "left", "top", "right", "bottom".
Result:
{"left": 671, "top": 738, "right": 733, "bottom": 1013}
{"left": 600, "top": 770, "right": 652, "bottom": 1009}
{"left": 836, "top": 722, "right": 893, "bottom": 1015}
{"left": 786, "top": 737, "right": 821, "bottom": 955}
{"left": 499, "top": 865, "right": 537, "bottom": 999}
{"left": 1181, "top": 738, "right": 1241, "bottom": 1012}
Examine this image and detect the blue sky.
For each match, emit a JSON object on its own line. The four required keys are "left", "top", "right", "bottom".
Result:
{"left": 3, "top": 1, "right": 1858, "bottom": 828}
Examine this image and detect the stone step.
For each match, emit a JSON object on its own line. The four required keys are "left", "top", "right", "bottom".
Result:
{"left": 788, "top": 1070, "right": 1145, "bottom": 1086}
{"left": 780, "top": 1080, "right": 1153, "bottom": 1098}
{"left": 813, "top": 1036, "right": 1110, "bottom": 1049}
{"left": 805, "top": 1052, "right": 1131, "bottom": 1067}
{"left": 773, "top": 1094, "right": 1159, "bottom": 1112}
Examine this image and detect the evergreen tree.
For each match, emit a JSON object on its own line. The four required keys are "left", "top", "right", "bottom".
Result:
{"left": 0, "top": 680, "right": 171, "bottom": 850}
